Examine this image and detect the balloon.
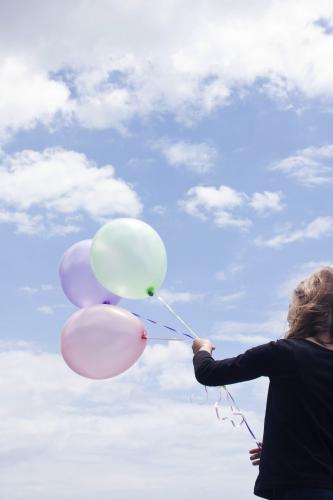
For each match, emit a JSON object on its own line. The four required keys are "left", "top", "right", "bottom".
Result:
{"left": 90, "top": 218, "right": 167, "bottom": 300}
{"left": 59, "top": 240, "right": 120, "bottom": 308}
{"left": 61, "top": 305, "right": 147, "bottom": 379}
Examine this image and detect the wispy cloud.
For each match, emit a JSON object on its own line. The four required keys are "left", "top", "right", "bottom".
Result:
{"left": 249, "top": 191, "right": 285, "bottom": 215}
{"left": 0, "top": 210, "right": 44, "bottom": 235}
{"left": 153, "top": 139, "right": 217, "bottom": 173}
{"left": 17, "top": 286, "right": 39, "bottom": 295}
{"left": 212, "top": 310, "right": 288, "bottom": 342}
{"left": 40, "top": 284, "right": 54, "bottom": 291}
{"left": 180, "top": 185, "right": 285, "bottom": 230}
{"left": 270, "top": 145, "right": 333, "bottom": 186}
{"left": 215, "top": 290, "right": 246, "bottom": 305}
{"left": 278, "top": 260, "right": 333, "bottom": 299}
{"left": 37, "top": 304, "right": 69, "bottom": 315}
{"left": 18, "top": 284, "right": 55, "bottom": 295}
{"left": 255, "top": 216, "right": 333, "bottom": 249}
{"left": 229, "top": 263, "right": 245, "bottom": 275}
{"left": 215, "top": 333, "right": 271, "bottom": 344}
{"left": 150, "top": 205, "right": 167, "bottom": 215}
{"left": 214, "top": 262, "right": 246, "bottom": 282}
{"left": 179, "top": 184, "right": 251, "bottom": 230}
{"left": 36, "top": 306, "right": 55, "bottom": 315}
{"left": 214, "top": 271, "right": 227, "bottom": 281}
{"left": 158, "top": 288, "right": 204, "bottom": 305}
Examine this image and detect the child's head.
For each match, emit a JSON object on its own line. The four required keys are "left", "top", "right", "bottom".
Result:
{"left": 286, "top": 266, "right": 333, "bottom": 344}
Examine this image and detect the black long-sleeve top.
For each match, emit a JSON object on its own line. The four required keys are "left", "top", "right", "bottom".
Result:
{"left": 193, "top": 338, "right": 333, "bottom": 499}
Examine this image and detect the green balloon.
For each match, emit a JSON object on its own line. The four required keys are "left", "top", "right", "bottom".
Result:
{"left": 90, "top": 218, "right": 167, "bottom": 300}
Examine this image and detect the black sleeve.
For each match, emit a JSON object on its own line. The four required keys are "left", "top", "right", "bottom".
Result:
{"left": 193, "top": 341, "right": 281, "bottom": 386}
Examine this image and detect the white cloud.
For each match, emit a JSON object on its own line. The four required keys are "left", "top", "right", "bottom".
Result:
{"left": 180, "top": 185, "right": 284, "bottom": 230}
{"left": 0, "top": 210, "right": 45, "bottom": 235}
{"left": 36, "top": 306, "right": 54, "bottom": 315}
{"left": 215, "top": 290, "right": 247, "bottom": 304}
{"left": 40, "top": 284, "right": 55, "bottom": 291}
{"left": 0, "top": 342, "right": 261, "bottom": 500}
{"left": 213, "top": 210, "right": 252, "bottom": 230}
{"left": 229, "top": 263, "right": 246, "bottom": 275}
{"left": 2, "top": 3, "right": 333, "bottom": 137}
{"left": 158, "top": 288, "right": 204, "bottom": 305}
{"left": 213, "top": 310, "right": 288, "bottom": 342}
{"left": 0, "top": 147, "right": 142, "bottom": 235}
{"left": 249, "top": 191, "right": 285, "bottom": 215}
{"left": 37, "top": 304, "right": 69, "bottom": 315}
{"left": 0, "top": 340, "right": 37, "bottom": 351}
{"left": 215, "top": 263, "right": 246, "bottom": 281}
{"left": 179, "top": 185, "right": 251, "bottom": 230}
{"left": 271, "top": 144, "right": 333, "bottom": 186}
{"left": 18, "top": 284, "right": 55, "bottom": 295}
{"left": 150, "top": 204, "right": 167, "bottom": 215}
{"left": 17, "top": 286, "right": 39, "bottom": 295}
{"left": 278, "top": 260, "right": 333, "bottom": 299}
{"left": 0, "top": 57, "right": 69, "bottom": 144}
{"left": 216, "top": 333, "right": 272, "bottom": 344}
{"left": 214, "top": 271, "right": 227, "bottom": 281}
{"left": 255, "top": 216, "right": 333, "bottom": 248}
{"left": 153, "top": 139, "right": 217, "bottom": 173}
{"left": 180, "top": 185, "right": 242, "bottom": 218}
{"left": 301, "top": 144, "right": 333, "bottom": 158}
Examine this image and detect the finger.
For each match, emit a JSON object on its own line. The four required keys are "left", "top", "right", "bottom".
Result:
{"left": 252, "top": 459, "right": 260, "bottom": 466}
{"left": 192, "top": 340, "right": 201, "bottom": 353}
{"left": 250, "top": 453, "right": 260, "bottom": 460}
{"left": 249, "top": 448, "right": 260, "bottom": 453}
{"left": 250, "top": 450, "right": 261, "bottom": 457}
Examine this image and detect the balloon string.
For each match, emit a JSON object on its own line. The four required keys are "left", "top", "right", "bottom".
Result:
{"left": 215, "top": 403, "right": 245, "bottom": 428}
{"left": 156, "top": 294, "right": 199, "bottom": 339}
{"left": 147, "top": 295, "right": 261, "bottom": 447}
{"left": 220, "top": 385, "right": 261, "bottom": 447}
{"left": 131, "top": 312, "right": 194, "bottom": 339}
{"left": 147, "top": 337, "right": 188, "bottom": 342}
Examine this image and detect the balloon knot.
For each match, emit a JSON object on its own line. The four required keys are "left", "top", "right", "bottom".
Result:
{"left": 147, "top": 287, "right": 155, "bottom": 297}
{"left": 141, "top": 331, "right": 148, "bottom": 340}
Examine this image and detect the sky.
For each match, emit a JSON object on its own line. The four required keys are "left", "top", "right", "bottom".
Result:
{"left": 1, "top": 1, "right": 333, "bottom": 498}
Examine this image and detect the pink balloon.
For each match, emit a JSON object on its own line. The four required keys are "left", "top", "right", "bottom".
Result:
{"left": 61, "top": 305, "right": 147, "bottom": 379}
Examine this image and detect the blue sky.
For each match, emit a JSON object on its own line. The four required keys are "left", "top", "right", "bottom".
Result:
{"left": 1, "top": 2, "right": 333, "bottom": 499}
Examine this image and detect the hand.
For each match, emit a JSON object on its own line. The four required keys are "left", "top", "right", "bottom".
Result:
{"left": 249, "top": 443, "right": 262, "bottom": 466}
{"left": 192, "top": 338, "right": 215, "bottom": 355}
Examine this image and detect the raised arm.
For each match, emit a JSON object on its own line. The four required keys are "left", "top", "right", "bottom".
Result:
{"left": 193, "top": 341, "right": 279, "bottom": 386}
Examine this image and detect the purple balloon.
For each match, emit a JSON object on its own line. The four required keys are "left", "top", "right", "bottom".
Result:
{"left": 61, "top": 305, "right": 148, "bottom": 379}
{"left": 59, "top": 240, "right": 120, "bottom": 308}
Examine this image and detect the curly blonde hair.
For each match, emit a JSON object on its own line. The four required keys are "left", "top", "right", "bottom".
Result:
{"left": 286, "top": 266, "right": 333, "bottom": 345}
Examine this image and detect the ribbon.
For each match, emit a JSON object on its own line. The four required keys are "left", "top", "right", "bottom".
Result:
{"left": 218, "top": 386, "right": 261, "bottom": 447}
{"left": 131, "top": 311, "right": 193, "bottom": 340}
{"left": 134, "top": 294, "right": 261, "bottom": 447}
{"left": 215, "top": 386, "right": 245, "bottom": 428}
{"left": 156, "top": 294, "right": 199, "bottom": 339}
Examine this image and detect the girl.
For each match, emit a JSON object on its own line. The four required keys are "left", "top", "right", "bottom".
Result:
{"left": 193, "top": 267, "right": 333, "bottom": 499}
